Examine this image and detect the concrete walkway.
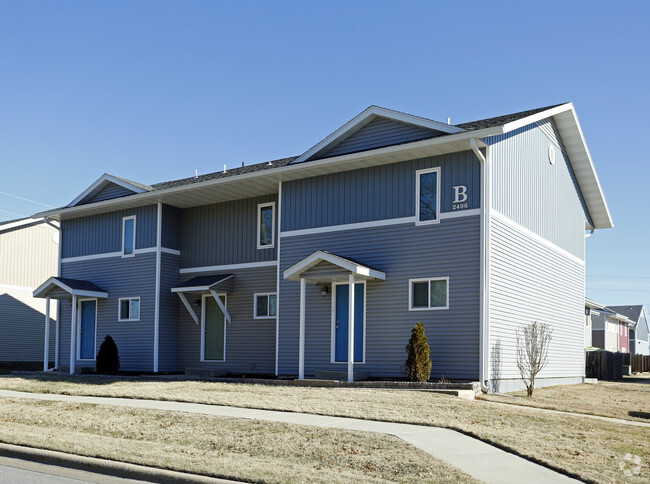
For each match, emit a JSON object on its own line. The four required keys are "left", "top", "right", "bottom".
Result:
{"left": 480, "top": 399, "right": 650, "bottom": 428}
{"left": 0, "top": 390, "right": 579, "bottom": 484}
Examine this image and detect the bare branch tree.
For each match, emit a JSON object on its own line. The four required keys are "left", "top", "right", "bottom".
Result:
{"left": 516, "top": 321, "right": 553, "bottom": 397}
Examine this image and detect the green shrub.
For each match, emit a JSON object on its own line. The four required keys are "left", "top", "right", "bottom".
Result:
{"left": 96, "top": 335, "right": 120, "bottom": 374}
{"left": 405, "top": 322, "right": 432, "bottom": 382}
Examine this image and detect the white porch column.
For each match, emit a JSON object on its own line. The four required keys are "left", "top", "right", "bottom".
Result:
{"left": 299, "top": 277, "right": 306, "bottom": 379}
{"left": 43, "top": 297, "right": 50, "bottom": 371}
{"left": 347, "top": 273, "right": 355, "bottom": 383}
{"left": 70, "top": 295, "right": 77, "bottom": 375}
{"left": 55, "top": 301, "right": 60, "bottom": 370}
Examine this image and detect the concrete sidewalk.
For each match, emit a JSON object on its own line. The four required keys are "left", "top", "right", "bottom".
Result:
{"left": 0, "top": 389, "right": 579, "bottom": 483}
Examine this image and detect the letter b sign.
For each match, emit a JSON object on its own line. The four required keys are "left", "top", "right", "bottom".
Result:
{"left": 453, "top": 185, "right": 468, "bottom": 203}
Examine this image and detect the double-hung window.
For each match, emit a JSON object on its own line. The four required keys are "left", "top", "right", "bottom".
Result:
{"left": 257, "top": 202, "right": 275, "bottom": 249}
{"left": 415, "top": 167, "right": 441, "bottom": 224}
{"left": 119, "top": 297, "right": 140, "bottom": 321}
{"left": 255, "top": 293, "right": 277, "bottom": 319}
{"left": 122, "top": 216, "right": 136, "bottom": 256}
{"left": 409, "top": 277, "right": 449, "bottom": 310}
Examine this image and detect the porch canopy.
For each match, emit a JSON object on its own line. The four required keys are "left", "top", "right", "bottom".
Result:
{"left": 33, "top": 276, "right": 108, "bottom": 375}
{"left": 171, "top": 274, "right": 233, "bottom": 325}
{"left": 283, "top": 251, "right": 386, "bottom": 382}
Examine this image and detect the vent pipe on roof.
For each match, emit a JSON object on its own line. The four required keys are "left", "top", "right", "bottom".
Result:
{"left": 242, "top": 162, "right": 245, "bottom": 167}
{"left": 223, "top": 164, "right": 227, "bottom": 173}
{"left": 447, "top": 117, "right": 451, "bottom": 125}
{"left": 195, "top": 169, "right": 198, "bottom": 178}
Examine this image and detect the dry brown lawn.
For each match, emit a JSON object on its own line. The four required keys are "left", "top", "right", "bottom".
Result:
{"left": 479, "top": 379, "right": 650, "bottom": 422}
{"left": 0, "top": 397, "right": 477, "bottom": 483}
{"left": 1, "top": 375, "right": 649, "bottom": 483}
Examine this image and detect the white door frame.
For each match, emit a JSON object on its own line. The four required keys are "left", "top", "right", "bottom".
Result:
{"left": 200, "top": 292, "right": 227, "bottom": 362}
{"left": 76, "top": 298, "right": 98, "bottom": 361}
{"left": 330, "top": 280, "right": 366, "bottom": 364}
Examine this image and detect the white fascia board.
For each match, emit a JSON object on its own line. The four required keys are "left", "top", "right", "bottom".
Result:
{"left": 283, "top": 250, "right": 386, "bottom": 281}
{"left": 33, "top": 277, "right": 108, "bottom": 299}
{"left": 35, "top": 127, "right": 501, "bottom": 221}
{"left": 293, "top": 106, "right": 465, "bottom": 163}
{"left": 67, "top": 173, "right": 149, "bottom": 208}
{"left": 585, "top": 298, "right": 607, "bottom": 310}
{"left": 503, "top": 103, "right": 613, "bottom": 230}
{"left": 171, "top": 275, "right": 234, "bottom": 293}
{"left": 0, "top": 217, "right": 44, "bottom": 233}
{"left": 500, "top": 103, "right": 574, "bottom": 133}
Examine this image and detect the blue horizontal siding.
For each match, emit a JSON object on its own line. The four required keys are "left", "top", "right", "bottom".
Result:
{"left": 318, "top": 117, "right": 440, "bottom": 158}
{"left": 278, "top": 216, "right": 481, "bottom": 379}
{"left": 180, "top": 195, "right": 277, "bottom": 269}
{"left": 62, "top": 205, "right": 158, "bottom": 258}
{"left": 58, "top": 253, "right": 157, "bottom": 372}
{"left": 162, "top": 204, "right": 182, "bottom": 251}
{"left": 282, "top": 150, "right": 480, "bottom": 231}
{"left": 82, "top": 182, "right": 136, "bottom": 205}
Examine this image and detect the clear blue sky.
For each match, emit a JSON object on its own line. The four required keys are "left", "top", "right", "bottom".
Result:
{"left": 1, "top": 1, "right": 648, "bottom": 309}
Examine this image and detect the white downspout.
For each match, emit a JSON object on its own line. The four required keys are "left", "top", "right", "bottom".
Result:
{"left": 470, "top": 138, "right": 491, "bottom": 393}
{"left": 44, "top": 216, "right": 61, "bottom": 370}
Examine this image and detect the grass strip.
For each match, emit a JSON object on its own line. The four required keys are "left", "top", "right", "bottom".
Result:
{"left": 0, "top": 375, "right": 648, "bottom": 482}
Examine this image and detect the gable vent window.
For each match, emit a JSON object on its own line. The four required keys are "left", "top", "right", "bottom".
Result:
{"left": 415, "top": 168, "right": 441, "bottom": 225}
{"left": 257, "top": 202, "right": 275, "bottom": 249}
{"left": 122, "top": 216, "right": 136, "bottom": 256}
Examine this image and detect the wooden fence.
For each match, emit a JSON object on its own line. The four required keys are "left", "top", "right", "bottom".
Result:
{"left": 586, "top": 351, "right": 650, "bottom": 379}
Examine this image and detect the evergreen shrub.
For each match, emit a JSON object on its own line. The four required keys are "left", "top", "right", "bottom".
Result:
{"left": 405, "top": 322, "right": 432, "bottom": 382}
{"left": 96, "top": 335, "right": 120, "bottom": 374}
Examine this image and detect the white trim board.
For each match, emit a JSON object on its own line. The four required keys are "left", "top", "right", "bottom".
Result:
{"left": 180, "top": 260, "right": 278, "bottom": 275}
{"left": 491, "top": 210, "right": 585, "bottom": 266}
{"left": 281, "top": 209, "right": 480, "bottom": 238}
{"left": 61, "top": 247, "right": 180, "bottom": 264}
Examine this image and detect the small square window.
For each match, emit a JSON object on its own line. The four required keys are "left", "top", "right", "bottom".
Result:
{"left": 409, "top": 278, "right": 448, "bottom": 310}
{"left": 254, "top": 293, "right": 277, "bottom": 319}
{"left": 119, "top": 297, "right": 140, "bottom": 321}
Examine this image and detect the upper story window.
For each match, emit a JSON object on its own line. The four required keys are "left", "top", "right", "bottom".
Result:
{"left": 118, "top": 297, "right": 140, "bottom": 321}
{"left": 257, "top": 202, "right": 275, "bottom": 249}
{"left": 415, "top": 167, "right": 440, "bottom": 225}
{"left": 409, "top": 277, "right": 449, "bottom": 310}
{"left": 122, "top": 216, "right": 136, "bottom": 256}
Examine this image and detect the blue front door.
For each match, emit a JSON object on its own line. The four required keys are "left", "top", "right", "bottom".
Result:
{"left": 79, "top": 300, "right": 96, "bottom": 359}
{"left": 334, "top": 283, "right": 364, "bottom": 362}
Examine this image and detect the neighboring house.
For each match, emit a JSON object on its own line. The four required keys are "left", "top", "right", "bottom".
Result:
{"left": 608, "top": 305, "right": 649, "bottom": 355}
{"left": 32, "top": 103, "right": 612, "bottom": 392}
{"left": 0, "top": 218, "right": 59, "bottom": 367}
{"left": 590, "top": 305, "right": 634, "bottom": 353}
{"left": 584, "top": 298, "right": 606, "bottom": 348}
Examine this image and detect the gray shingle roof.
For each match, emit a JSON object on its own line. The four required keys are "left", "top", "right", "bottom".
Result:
{"left": 56, "top": 277, "right": 107, "bottom": 293}
{"left": 456, "top": 104, "right": 565, "bottom": 131}
{"left": 607, "top": 305, "right": 644, "bottom": 322}
{"left": 152, "top": 157, "right": 297, "bottom": 190}
{"left": 173, "top": 274, "right": 233, "bottom": 289}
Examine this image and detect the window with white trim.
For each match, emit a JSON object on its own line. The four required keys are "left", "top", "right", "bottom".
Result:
{"left": 118, "top": 297, "right": 140, "bottom": 321}
{"left": 257, "top": 202, "right": 275, "bottom": 249}
{"left": 254, "top": 293, "right": 277, "bottom": 318}
{"left": 409, "top": 277, "right": 449, "bottom": 310}
{"left": 415, "top": 167, "right": 440, "bottom": 224}
{"left": 122, "top": 216, "right": 136, "bottom": 256}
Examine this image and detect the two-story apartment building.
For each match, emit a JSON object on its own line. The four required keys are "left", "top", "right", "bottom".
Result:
{"left": 608, "top": 305, "right": 649, "bottom": 355}
{"left": 0, "top": 218, "right": 58, "bottom": 368}
{"left": 33, "top": 103, "right": 612, "bottom": 392}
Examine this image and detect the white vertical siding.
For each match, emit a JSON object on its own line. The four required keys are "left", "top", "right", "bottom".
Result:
{"left": 489, "top": 215, "right": 585, "bottom": 385}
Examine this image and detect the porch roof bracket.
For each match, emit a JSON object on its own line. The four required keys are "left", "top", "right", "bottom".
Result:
{"left": 178, "top": 292, "right": 199, "bottom": 325}
{"left": 210, "top": 289, "right": 232, "bottom": 325}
